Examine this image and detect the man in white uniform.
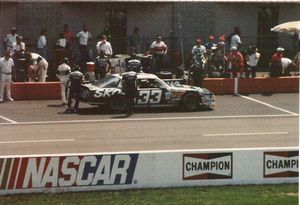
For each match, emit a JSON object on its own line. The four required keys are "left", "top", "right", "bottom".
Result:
{"left": 56, "top": 58, "right": 71, "bottom": 105}
{"left": 281, "top": 57, "right": 296, "bottom": 76}
{"left": 245, "top": 45, "right": 260, "bottom": 78}
{"left": 96, "top": 35, "right": 113, "bottom": 57}
{"left": 3, "top": 27, "right": 19, "bottom": 53}
{"left": 36, "top": 56, "right": 49, "bottom": 82}
{"left": 76, "top": 25, "right": 92, "bottom": 69}
{"left": 37, "top": 29, "right": 47, "bottom": 59}
{"left": 230, "top": 27, "right": 242, "bottom": 50}
{"left": 0, "top": 51, "right": 15, "bottom": 102}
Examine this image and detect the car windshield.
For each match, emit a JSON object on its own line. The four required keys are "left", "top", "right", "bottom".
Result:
{"left": 91, "top": 75, "right": 120, "bottom": 88}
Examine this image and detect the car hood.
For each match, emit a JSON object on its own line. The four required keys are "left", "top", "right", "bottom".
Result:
{"left": 170, "top": 84, "right": 211, "bottom": 94}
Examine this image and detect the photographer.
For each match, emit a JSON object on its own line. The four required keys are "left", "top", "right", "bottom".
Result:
{"left": 245, "top": 45, "right": 260, "bottom": 78}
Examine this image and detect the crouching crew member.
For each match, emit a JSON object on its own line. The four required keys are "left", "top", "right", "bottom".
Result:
{"left": 57, "top": 57, "right": 71, "bottom": 105}
{"left": 65, "top": 65, "right": 84, "bottom": 113}
{"left": 122, "top": 71, "right": 137, "bottom": 116}
{"left": 94, "top": 50, "right": 110, "bottom": 80}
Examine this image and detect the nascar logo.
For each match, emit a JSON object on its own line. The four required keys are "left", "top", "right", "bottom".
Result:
{"left": 264, "top": 151, "right": 298, "bottom": 178}
{"left": 0, "top": 154, "right": 138, "bottom": 190}
{"left": 183, "top": 153, "right": 232, "bottom": 180}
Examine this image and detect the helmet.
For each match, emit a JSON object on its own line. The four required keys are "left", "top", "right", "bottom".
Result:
{"left": 196, "top": 38, "right": 202, "bottom": 44}
{"left": 63, "top": 57, "right": 69, "bottom": 64}
{"left": 231, "top": 46, "right": 237, "bottom": 51}
{"left": 276, "top": 47, "right": 285, "bottom": 52}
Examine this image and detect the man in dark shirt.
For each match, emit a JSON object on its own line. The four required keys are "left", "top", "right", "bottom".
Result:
{"left": 122, "top": 71, "right": 137, "bottom": 116}
{"left": 65, "top": 65, "right": 84, "bottom": 113}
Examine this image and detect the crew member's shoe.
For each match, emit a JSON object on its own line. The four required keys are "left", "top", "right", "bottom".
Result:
{"left": 63, "top": 108, "right": 74, "bottom": 114}
{"left": 7, "top": 97, "right": 14, "bottom": 101}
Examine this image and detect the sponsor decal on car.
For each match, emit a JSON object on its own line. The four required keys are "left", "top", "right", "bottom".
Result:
{"left": 183, "top": 153, "right": 232, "bottom": 180}
{"left": 94, "top": 88, "right": 122, "bottom": 98}
{"left": 0, "top": 154, "right": 138, "bottom": 190}
{"left": 264, "top": 151, "right": 298, "bottom": 178}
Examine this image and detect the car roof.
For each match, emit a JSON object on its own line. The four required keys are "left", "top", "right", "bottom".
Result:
{"left": 112, "top": 72, "right": 159, "bottom": 80}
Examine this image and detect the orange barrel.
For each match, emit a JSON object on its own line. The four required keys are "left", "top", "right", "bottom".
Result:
{"left": 86, "top": 62, "right": 95, "bottom": 72}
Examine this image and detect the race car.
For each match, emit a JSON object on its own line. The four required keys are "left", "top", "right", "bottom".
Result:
{"left": 74, "top": 72, "right": 215, "bottom": 111}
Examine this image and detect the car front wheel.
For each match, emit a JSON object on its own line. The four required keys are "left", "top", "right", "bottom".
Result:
{"left": 181, "top": 92, "right": 200, "bottom": 111}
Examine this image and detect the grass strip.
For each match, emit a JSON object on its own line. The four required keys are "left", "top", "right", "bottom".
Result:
{"left": 0, "top": 184, "right": 298, "bottom": 205}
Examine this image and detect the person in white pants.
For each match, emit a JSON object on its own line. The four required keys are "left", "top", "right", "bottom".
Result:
{"left": 0, "top": 51, "right": 15, "bottom": 102}
{"left": 36, "top": 56, "right": 48, "bottom": 82}
{"left": 56, "top": 58, "right": 71, "bottom": 105}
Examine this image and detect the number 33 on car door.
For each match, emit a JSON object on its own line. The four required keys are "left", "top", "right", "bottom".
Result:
{"left": 137, "top": 90, "right": 162, "bottom": 104}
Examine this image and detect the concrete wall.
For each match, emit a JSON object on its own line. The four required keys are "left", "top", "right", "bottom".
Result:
{"left": 0, "top": 148, "right": 297, "bottom": 195}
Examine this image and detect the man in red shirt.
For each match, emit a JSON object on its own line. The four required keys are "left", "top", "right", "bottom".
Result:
{"left": 63, "top": 24, "right": 74, "bottom": 49}
{"left": 269, "top": 47, "right": 284, "bottom": 77}
{"left": 227, "top": 46, "right": 244, "bottom": 78}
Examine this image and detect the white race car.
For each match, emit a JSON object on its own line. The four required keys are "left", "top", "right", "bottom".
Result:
{"left": 77, "top": 72, "right": 215, "bottom": 111}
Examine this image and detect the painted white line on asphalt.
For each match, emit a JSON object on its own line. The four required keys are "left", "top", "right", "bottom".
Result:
{"left": 0, "top": 114, "right": 298, "bottom": 126}
{"left": 0, "top": 139, "right": 75, "bottom": 144}
{"left": 0, "top": 115, "right": 17, "bottom": 124}
{"left": 238, "top": 94, "right": 298, "bottom": 115}
{"left": 0, "top": 147, "right": 298, "bottom": 159}
{"left": 203, "top": 132, "right": 289, "bottom": 137}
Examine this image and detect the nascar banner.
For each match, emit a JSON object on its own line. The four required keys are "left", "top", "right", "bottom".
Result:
{"left": 0, "top": 147, "right": 298, "bottom": 195}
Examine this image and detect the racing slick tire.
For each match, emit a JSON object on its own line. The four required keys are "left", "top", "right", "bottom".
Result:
{"left": 181, "top": 92, "right": 200, "bottom": 111}
{"left": 109, "top": 94, "right": 127, "bottom": 112}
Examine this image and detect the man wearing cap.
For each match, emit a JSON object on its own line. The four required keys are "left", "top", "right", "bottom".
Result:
{"left": 205, "top": 35, "right": 216, "bottom": 50}
{"left": 96, "top": 35, "right": 113, "bottom": 57}
{"left": 269, "top": 47, "right": 285, "bottom": 77}
{"left": 245, "top": 45, "right": 260, "bottom": 78}
{"left": 0, "top": 51, "right": 15, "bottom": 102}
{"left": 227, "top": 46, "right": 244, "bottom": 78}
{"left": 57, "top": 58, "right": 71, "bottom": 105}
{"left": 150, "top": 36, "right": 168, "bottom": 72}
{"left": 4, "top": 27, "right": 19, "bottom": 53}
{"left": 191, "top": 38, "right": 207, "bottom": 87}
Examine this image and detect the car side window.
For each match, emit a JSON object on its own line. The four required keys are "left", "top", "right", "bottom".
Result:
{"left": 138, "top": 79, "right": 162, "bottom": 89}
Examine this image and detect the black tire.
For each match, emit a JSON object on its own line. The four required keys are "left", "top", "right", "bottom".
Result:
{"left": 109, "top": 94, "right": 127, "bottom": 112}
{"left": 181, "top": 92, "right": 200, "bottom": 111}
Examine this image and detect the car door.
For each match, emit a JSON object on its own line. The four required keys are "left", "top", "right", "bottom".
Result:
{"left": 136, "top": 78, "right": 164, "bottom": 105}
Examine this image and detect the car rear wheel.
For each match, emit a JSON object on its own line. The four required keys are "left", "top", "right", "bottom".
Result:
{"left": 109, "top": 94, "right": 127, "bottom": 112}
{"left": 181, "top": 92, "right": 200, "bottom": 111}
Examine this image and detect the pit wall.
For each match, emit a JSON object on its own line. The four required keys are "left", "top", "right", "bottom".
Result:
{"left": 11, "top": 77, "right": 299, "bottom": 100}
{"left": 0, "top": 147, "right": 297, "bottom": 195}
